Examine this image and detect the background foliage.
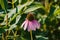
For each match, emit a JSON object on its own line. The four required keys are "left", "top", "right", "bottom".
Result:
{"left": 0, "top": 0, "right": 60, "bottom": 40}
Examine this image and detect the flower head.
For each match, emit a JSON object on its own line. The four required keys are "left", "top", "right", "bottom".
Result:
{"left": 21, "top": 12, "right": 40, "bottom": 32}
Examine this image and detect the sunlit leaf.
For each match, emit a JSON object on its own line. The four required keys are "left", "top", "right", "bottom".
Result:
{"left": 54, "top": 8, "right": 60, "bottom": 16}
{"left": 54, "top": 0, "right": 57, "bottom": 2}
{"left": 3, "top": 0, "right": 34, "bottom": 25}
{"left": 56, "top": 14, "right": 60, "bottom": 18}
{"left": 4, "top": 0, "right": 34, "bottom": 19}
{"left": 1, "top": 22, "right": 6, "bottom": 25}
{"left": 18, "top": 0, "right": 22, "bottom": 4}
{"left": 15, "top": 15, "right": 21, "bottom": 24}
{"left": 12, "top": 0, "right": 17, "bottom": 4}
{"left": 36, "top": 35, "right": 48, "bottom": 40}
{"left": 17, "top": 14, "right": 27, "bottom": 26}
{"left": 0, "top": 14, "right": 5, "bottom": 17}
{"left": 24, "top": 3, "right": 44, "bottom": 13}
{"left": 9, "top": 24, "right": 17, "bottom": 30}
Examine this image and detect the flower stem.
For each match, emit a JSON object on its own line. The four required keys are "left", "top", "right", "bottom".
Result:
{"left": 30, "top": 30, "right": 33, "bottom": 40}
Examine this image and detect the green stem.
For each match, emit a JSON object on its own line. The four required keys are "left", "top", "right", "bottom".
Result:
{"left": 43, "top": 24, "right": 46, "bottom": 32}
{"left": 6, "top": 31, "right": 8, "bottom": 40}
{"left": 45, "top": 0, "right": 49, "bottom": 13}
{"left": 6, "top": 14, "right": 8, "bottom": 27}
{"left": 30, "top": 30, "right": 33, "bottom": 40}
{"left": 2, "top": 33, "right": 4, "bottom": 40}
{"left": 8, "top": 13, "right": 18, "bottom": 25}
{"left": 28, "top": 0, "right": 30, "bottom": 2}
{"left": 12, "top": 0, "right": 14, "bottom": 8}
{"left": 14, "top": 31, "right": 17, "bottom": 40}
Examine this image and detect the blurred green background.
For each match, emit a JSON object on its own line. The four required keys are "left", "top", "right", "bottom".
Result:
{"left": 0, "top": 0, "right": 60, "bottom": 40}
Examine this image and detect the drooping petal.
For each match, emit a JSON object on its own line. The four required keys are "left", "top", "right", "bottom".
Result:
{"left": 27, "top": 21, "right": 36, "bottom": 31}
{"left": 37, "top": 23, "right": 40, "bottom": 29}
{"left": 33, "top": 20, "right": 40, "bottom": 29}
{"left": 24, "top": 20, "right": 28, "bottom": 30}
{"left": 32, "top": 20, "right": 37, "bottom": 29}
{"left": 21, "top": 20, "right": 26, "bottom": 28}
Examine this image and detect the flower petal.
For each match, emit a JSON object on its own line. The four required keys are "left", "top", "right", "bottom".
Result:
{"left": 33, "top": 20, "right": 40, "bottom": 29}
{"left": 28, "top": 21, "right": 36, "bottom": 31}
{"left": 21, "top": 20, "right": 26, "bottom": 28}
{"left": 24, "top": 20, "right": 28, "bottom": 30}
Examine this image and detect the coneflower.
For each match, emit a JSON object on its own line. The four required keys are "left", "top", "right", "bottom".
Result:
{"left": 21, "top": 12, "right": 40, "bottom": 40}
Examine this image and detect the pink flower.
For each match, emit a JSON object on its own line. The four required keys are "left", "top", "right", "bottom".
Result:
{"left": 21, "top": 13, "right": 40, "bottom": 32}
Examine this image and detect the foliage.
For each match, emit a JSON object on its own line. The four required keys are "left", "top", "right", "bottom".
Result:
{"left": 0, "top": 0, "right": 60, "bottom": 40}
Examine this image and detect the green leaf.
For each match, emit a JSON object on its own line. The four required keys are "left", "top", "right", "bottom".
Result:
{"left": 48, "top": 5, "right": 56, "bottom": 16}
{"left": 12, "top": 0, "right": 17, "bottom": 4}
{"left": 56, "top": 14, "right": 60, "bottom": 18}
{"left": 8, "top": 13, "right": 18, "bottom": 24}
{"left": 24, "top": 3, "right": 44, "bottom": 13}
{"left": 9, "top": 24, "right": 17, "bottom": 30}
{"left": 1, "top": 22, "right": 6, "bottom": 25}
{"left": 3, "top": 0, "right": 34, "bottom": 25}
{"left": 0, "top": 28, "right": 5, "bottom": 34}
{"left": 36, "top": 35, "right": 48, "bottom": 40}
{"left": 0, "top": 0, "right": 8, "bottom": 13}
{"left": 18, "top": 0, "right": 34, "bottom": 13}
{"left": 18, "top": 0, "right": 22, "bottom": 4}
{"left": 0, "top": 16, "right": 4, "bottom": 23}
{"left": 15, "top": 15, "right": 21, "bottom": 24}
{"left": 54, "top": 8, "right": 60, "bottom": 16}
{"left": 4, "top": 0, "right": 34, "bottom": 19}
{"left": 54, "top": 0, "right": 57, "bottom": 2}
{"left": 17, "top": 14, "right": 27, "bottom": 26}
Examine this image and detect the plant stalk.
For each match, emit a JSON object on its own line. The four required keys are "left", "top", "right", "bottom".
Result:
{"left": 43, "top": 24, "right": 46, "bottom": 32}
{"left": 6, "top": 14, "right": 8, "bottom": 27}
{"left": 30, "top": 30, "right": 33, "bottom": 40}
{"left": 12, "top": 0, "right": 14, "bottom": 8}
{"left": 14, "top": 31, "right": 17, "bottom": 40}
{"left": 45, "top": 0, "right": 49, "bottom": 13}
{"left": 6, "top": 31, "right": 8, "bottom": 40}
{"left": 2, "top": 33, "right": 4, "bottom": 40}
